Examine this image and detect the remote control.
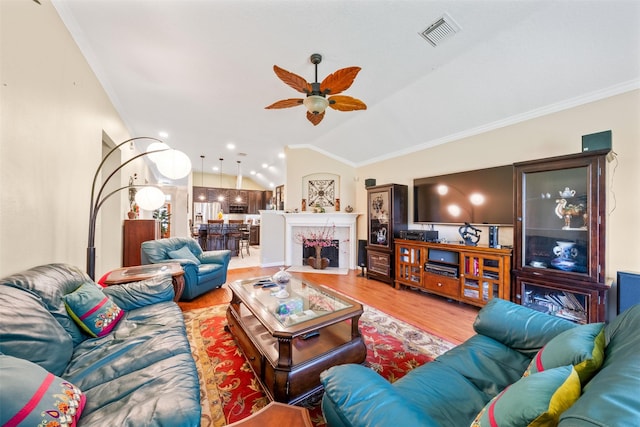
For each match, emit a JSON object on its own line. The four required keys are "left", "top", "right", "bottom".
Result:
{"left": 300, "top": 331, "right": 320, "bottom": 340}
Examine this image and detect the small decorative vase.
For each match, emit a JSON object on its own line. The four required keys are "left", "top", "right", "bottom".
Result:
{"left": 307, "top": 246, "right": 330, "bottom": 270}
{"left": 127, "top": 211, "right": 136, "bottom": 219}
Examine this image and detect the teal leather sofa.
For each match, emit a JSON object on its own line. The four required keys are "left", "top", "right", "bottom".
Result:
{"left": 320, "top": 298, "right": 640, "bottom": 427}
{"left": 0, "top": 263, "right": 200, "bottom": 426}
{"left": 141, "top": 236, "right": 231, "bottom": 300}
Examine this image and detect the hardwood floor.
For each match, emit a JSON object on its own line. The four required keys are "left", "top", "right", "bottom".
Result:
{"left": 178, "top": 267, "right": 479, "bottom": 344}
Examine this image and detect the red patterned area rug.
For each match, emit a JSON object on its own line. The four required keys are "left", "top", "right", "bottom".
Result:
{"left": 183, "top": 303, "right": 454, "bottom": 427}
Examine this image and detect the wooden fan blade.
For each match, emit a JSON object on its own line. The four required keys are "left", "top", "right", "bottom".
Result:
{"left": 306, "top": 111, "right": 325, "bottom": 126}
{"left": 265, "top": 98, "right": 304, "bottom": 109}
{"left": 273, "top": 65, "right": 312, "bottom": 94}
{"left": 319, "top": 67, "right": 361, "bottom": 95}
{"left": 328, "top": 95, "right": 367, "bottom": 111}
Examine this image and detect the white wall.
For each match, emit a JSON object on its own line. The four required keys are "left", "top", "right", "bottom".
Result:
{"left": 285, "top": 147, "right": 358, "bottom": 212}
{"left": 194, "top": 171, "right": 267, "bottom": 191}
{"left": 0, "top": 0, "right": 131, "bottom": 277}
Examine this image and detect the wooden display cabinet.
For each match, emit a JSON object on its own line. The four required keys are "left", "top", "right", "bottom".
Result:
{"left": 395, "top": 240, "right": 511, "bottom": 307}
{"left": 123, "top": 219, "right": 160, "bottom": 267}
{"left": 513, "top": 150, "right": 609, "bottom": 323}
{"left": 366, "top": 184, "right": 408, "bottom": 284}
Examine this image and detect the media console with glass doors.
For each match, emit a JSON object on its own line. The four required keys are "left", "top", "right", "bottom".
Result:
{"left": 513, "top": 150, "right": 610, "bottom": 324}
{"left": 395, "top": 240, "right": 512, "bottom": 308}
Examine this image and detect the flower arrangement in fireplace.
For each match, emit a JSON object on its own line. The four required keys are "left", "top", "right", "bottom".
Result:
{"left": 296, "top": 224, "right": 338, "bottom": 248}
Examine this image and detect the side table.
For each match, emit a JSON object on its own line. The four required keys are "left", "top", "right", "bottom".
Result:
{"left": 102, "top": 262, "right": 185, "bottom": 301}
{"left": 225, "top": 402, "right": 313, "bottom": 427}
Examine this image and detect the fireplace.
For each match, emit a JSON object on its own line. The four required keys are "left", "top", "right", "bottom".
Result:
{"left": 281, "top": 213, "right": 359, "bottom": 269}
{"left": 302, "top": 240, "right": 340, "bottom": 267}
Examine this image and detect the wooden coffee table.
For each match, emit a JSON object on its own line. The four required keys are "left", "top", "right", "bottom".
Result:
{"left": 102, "top": 262, "right": 185, "bottom": 301}
{"left": 226, "top": 276, "right": 367, "bottom": 404}
{"left": 226, "top": 402, "right": 312, "bottom": 427}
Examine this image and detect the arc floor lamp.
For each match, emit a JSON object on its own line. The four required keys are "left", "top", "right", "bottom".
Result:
{"left": 87, "top": 136, "right": 191, "bottom": 280}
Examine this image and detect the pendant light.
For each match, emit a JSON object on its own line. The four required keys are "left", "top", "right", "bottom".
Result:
{"left": 218, "top": 158, "right": 224, "bottom": 202}
{"left": 198, "top": 155, "right": 205, "bottom": 201}
{"left": 236, "top": 160, "right": 243, "bottom": 193}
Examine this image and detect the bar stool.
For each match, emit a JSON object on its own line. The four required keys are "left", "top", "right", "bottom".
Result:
{"left": 237, "top": 224, "right": 251, "bottom": 258}
{"left": 207, "top": 223, "right": 225, "bottom": 251}
{"left": 198, "top": 226, "right": 208, "bottom": 251}
{"left": 225, "top": 223, "right": 241, "bottom": 256}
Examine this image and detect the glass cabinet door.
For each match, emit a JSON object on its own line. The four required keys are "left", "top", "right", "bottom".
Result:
{"left": 396, "top": 243, "right": 423, "bottom": 287}
{"left": 518, "top": 279, "right": 590, "bottom": 324}
{"left": 368, "top": 189, "right": 391, "bottom": 248}
{"left": 523, "top": 166, "right": 589, "bottom": 274}
{"left": 461, "top": 254, "right": 502, "bottom": 304}
{"left": 515, "top": 152, "right": 606, "bottom": 284}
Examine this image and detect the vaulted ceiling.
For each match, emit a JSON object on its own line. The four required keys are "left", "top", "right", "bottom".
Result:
{"left": 52, "top": 0, "right": 640, "bottom": 188}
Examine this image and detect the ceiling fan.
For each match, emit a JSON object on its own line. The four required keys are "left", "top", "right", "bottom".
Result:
{"left": 265, "top": 53, "right": 367, "bottom": 126}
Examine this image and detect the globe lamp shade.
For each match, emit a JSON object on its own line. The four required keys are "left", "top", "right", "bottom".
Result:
{"left": 135, "top": 186, "right": 165, "bottom": 210}
{"left": 156, "top": 149, "right": 192, "bottom": 179}
{"left": 145, "top": 142, "right": 170, "bottom": 163}
{"left": 303, "top": 95, "right": 329, "bottom": 114}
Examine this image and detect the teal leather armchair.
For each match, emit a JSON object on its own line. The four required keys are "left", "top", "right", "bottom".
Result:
{"left": 140, "top": 237, "right": 231, "bottom": 300}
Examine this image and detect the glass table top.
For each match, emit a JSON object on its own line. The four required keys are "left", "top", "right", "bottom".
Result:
{"left": 230, "top": 276, "right": 353, "bottom": 327}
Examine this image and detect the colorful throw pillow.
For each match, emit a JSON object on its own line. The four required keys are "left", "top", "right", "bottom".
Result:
{"left": 62, "top": 282, "right": 124, "bottom": 338}
{"left": 0, "top": 355, "right": 86, "bottom": 427}
{"left": 168, "top": 245, "right": 201, "bottom": 265}
{"left": 470, "top": 365, "right": 581, "bottom": 427}
{"left": 523, "top": 322, "right": 605, "bottom": 385}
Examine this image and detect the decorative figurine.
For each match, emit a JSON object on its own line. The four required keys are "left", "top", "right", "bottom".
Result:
{"left": 555, "top": 198, "right": 587, "bottom": 229}
{"left": 458, "top": 222, "right": 481, "bottom": 246}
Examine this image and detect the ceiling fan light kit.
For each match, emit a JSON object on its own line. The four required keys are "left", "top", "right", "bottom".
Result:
{"left": 303, "top": 95, "right": 329, "bottom": 114}
{"left": 266, "top": 53, "right": 366, "bottom": 125}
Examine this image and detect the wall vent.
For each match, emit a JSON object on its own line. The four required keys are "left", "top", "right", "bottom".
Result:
{"left": 419, "top": 13, "right": 461, "bottom": 47}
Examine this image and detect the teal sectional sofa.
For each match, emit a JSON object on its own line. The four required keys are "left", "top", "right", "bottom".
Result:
{"left": 0, "top": 263, "right": 201, "bottom": 426}
{"left": 320, "top": 298, "right": 640, "bottom": 427}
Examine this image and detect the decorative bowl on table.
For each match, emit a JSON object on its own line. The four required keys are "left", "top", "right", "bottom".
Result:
{"left": 272, "top": 267, "right": 291, "bottom": 284}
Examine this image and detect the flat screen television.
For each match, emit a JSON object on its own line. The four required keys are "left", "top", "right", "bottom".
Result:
{"left": 413, "top": 165, "right": 514, "bottom": 225}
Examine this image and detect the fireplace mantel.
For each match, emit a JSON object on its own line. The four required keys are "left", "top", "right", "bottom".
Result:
{"left": 281, "top": 213, "right": 359, "bottom": 269}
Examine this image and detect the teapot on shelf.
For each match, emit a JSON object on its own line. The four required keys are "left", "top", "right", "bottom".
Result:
{"left": 559, "top": 187, "right": 576, "bottom": 198}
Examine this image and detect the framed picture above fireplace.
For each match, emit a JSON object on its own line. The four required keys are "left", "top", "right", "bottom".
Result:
{"left": 302, "top": 173, "right": 340, "bottom": 211}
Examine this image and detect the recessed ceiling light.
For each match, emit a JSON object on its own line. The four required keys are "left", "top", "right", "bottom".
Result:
{"left": 250, "top": 170, "right": 256, "bottom": 175}
{"left": 226, "top": 143, "right": 235, "bottom": 150}
{"left": 262, "top": 163, "right": 268, "bottom": 168}
{"left": 278, "top": 152, "right": 285, "bottom": 159}
{"left": 159, "top": 131, "right": 169, "bottom": 138}
{"left": 269, "top": 182, "right": 274, "bottom": 188}
{"left": 212, "top": 166, "right": 219, "bottom": 171}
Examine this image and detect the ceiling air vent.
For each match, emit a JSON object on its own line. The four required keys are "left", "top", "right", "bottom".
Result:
{"left": 419, "top": 13, "right": 461, "bottom": 47}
